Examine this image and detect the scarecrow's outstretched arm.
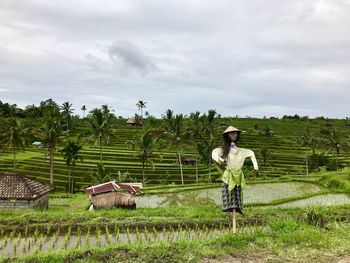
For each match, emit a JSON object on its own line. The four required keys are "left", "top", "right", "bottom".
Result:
{"left": 212, "top": 147, "right": 225, "bottom": 164}
{"left": 246, "top": 149, "right": 259, "bottom": 170}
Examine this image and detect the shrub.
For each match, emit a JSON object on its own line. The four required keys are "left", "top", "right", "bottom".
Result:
{"left": 304, "top": 207, "right": 325, "bottom": 228}
{"left": 308, "top": 153, "right": 328, "bottom": 171}
{"left": 269, "top": 220, "right": 299, "bottom": 232}
{"left": 326, "top": 160, "right": 344, "bottom": 171}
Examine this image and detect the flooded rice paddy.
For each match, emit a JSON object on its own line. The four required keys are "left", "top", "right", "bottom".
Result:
{"left": 273, "top": 194, "right": 350, "bottom": 208}
{"left": 1, "top": 182, "right": 350, "bottom": 259}
{"left": 0, "top": 225, "right": 264, "bottom": 258}
{"left": 137, "top": 182, "right": 337, "bottom": 208}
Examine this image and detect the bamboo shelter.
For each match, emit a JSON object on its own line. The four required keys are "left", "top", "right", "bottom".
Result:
{"left": 85, "top": 181, "right": 143, "bottom": 210}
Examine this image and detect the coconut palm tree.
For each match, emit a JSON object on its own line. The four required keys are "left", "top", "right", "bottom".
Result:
{"left": 325, "top": 128, "right": 349, "bottom": 171}
{"left": 136, "top": 100, "right": 147, "bottom": 119}
{"left": 87, "top": 105, "right": 113, "bottom": 162}
{"left": 88, "top": 163, "right": 112, "bottom": 184}
{"left": 260, "top": 147, "right": 271, "bottom": 167}
{"left": 128, "top": 130, "right": 159, "bottom": 184}
{"left": 60, "top": 102, "right": 74, "bottom": 136}
{"left": 38, "top": 110, "right": 63, "bottom": 185}
{"left": 81, "top": 105, "right": 87, "bottom": 119}
{"left": 60, "top": 141, "right": 83, "bottom": 193}
{"left": 187, "top": 111, "right": 203, "bottom": 182}
{"left": 199, "top": 110, "right": 217, "bottom": 180}
{"left": 2, "top": 118, "right": 28, "bottom": 172}
{"left": 162, "top": 109, "right": 186, "bottom": 184}
{"left": 299, "top": 127, "right": 317, "bottom": 174}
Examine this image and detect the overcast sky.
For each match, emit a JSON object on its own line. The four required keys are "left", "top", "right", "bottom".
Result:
{"left": 0, "top": 0, "right": 350, "bottom": 118}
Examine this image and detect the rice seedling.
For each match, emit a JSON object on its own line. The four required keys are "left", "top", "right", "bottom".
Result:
{"left": 46, "top": 225, "right": 51, "bottom": 236}
{"left": 135, "top": 226, "right": 140, "bottom": 243}
{"left": 126, "top": 227, "right": 131, "bottom": 243}
{"left": 96, "top": 226, "right": 102, "bottom": 247}
{"left": 63, "top": 226, "right": 71, "bottom": 249}
{"left": 23, "top": 225, "right": 28, "bottom": 237}
{"left": 105, "top": 224, "right": 112, "bottom": 245}
{"left": 50, "top": 228, "right": 60, "bottom": 250}
{"left": 85, "top": 226, "right": 91, "bottom": 248}
{"left": 13, "top": 236, "right": 19, "bottom": 257}
{"left": 76, "top": 226, "right": 82, "bottom": 249}
{"left": 114, "top": 226, "right": 120, "bottom": 243}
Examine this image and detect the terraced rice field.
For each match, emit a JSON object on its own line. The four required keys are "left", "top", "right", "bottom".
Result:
{"left": 1, "top": 118, "right": 350, "bottom": 191}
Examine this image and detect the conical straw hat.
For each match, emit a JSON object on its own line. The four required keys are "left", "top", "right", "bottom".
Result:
{"left": 223, "top": 126, "right": 241, "bottom": 134}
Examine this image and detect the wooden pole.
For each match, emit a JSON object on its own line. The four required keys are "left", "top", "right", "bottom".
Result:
{"left": 232, "top": 211, "right": 237, "bottom": 234}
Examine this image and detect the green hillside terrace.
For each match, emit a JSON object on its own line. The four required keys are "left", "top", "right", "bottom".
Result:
{"left": 1, "top": 116, "right": 350, "bottom": 192}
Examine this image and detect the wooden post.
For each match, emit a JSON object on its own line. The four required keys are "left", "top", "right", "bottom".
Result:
{"left": 232, "top": 211, "right": 237, "bottom": 234}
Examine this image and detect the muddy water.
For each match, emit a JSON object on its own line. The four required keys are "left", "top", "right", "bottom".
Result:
{"left": 137, "top": 182, "right": 323, "bottom": 208}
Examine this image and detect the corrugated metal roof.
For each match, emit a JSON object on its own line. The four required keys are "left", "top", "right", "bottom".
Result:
{"left": 85, "top": 181, "right": 143, "bottom": 195}
{"left": 0, "top": 173, "right": 53, "bottom": 200}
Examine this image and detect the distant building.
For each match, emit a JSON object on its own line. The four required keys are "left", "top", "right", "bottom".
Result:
{"left": 32, "top": 141, "right": 43, "bottom": 148}
{"left": 85, "top": 181, "right": 143, "bottom": 210}
{"left": 126, "top": 118, "right": 143, "bottom": 127}
{"left": 0, "top": 173, "right": 53, "bottom": 209}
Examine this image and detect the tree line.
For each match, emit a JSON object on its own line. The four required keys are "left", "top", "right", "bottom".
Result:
{"left": 0, "top": 98, "right": 225, "bottom": 191}
{"left": 1, "top": 98, "right": 349, "bottom": 193}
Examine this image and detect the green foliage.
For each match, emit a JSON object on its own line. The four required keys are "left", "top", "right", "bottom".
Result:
{"left": 112, "top": 170, "right": 138, "bottom": 183}
{"left": 38, "top": 109, "right": 64, "bottom": 185}
{"left": 86, "top": 105, "right": 114, "bottom": 162}
{"left": 319, "top": 171, "right": 350, "bottom": 192}
{"left": 1, "top": 118, "right": 29, "bottom": 172}
{"left": 127, "top": 129, "right": 160, "bottom": 184}
{"left": 136, "top": 100, "right": 147, "bottom": 119}
{"left": 60, "top": 101, "right": 74, "bottom": 135}
{"left": 2, "top": 98, "right": 350, "bottom": 188}
{"left": 260, "top": 147, "right": 271, "bottom": 166}
{"left": 269, "top": 220, "right": 300, "bottom": 232}
{"left": 88, "top": 163, "right": 113, "bottom": 184}
{"left": 326, "top": 159, "right": 344, "bottom": 171}
{"left": 308, "top": 153, "right": 328, "bottom": 171}
{"left": 325, "top": 128, "right": 350, "bottom": 170}
{"left": 60, "top": 141, "right": 83, "bottom": 193}
{"left": 303, "top": 207, "right": 325, "bottom": 228}
{"left": 0, "top": 100, "right": 19, "bottom": 117}
{"left": 258, "top": 125, "right": 274, "bottom": 136}
{"left": 162, "top": 110, "right": 186, "bottom": 184}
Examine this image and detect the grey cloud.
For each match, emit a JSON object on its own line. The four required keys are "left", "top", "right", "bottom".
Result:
{"left": 0, "top": 0, "right": 350, "bottom": 118}
{"left": 107, "top": 40, "right": 157, "bottom": 75}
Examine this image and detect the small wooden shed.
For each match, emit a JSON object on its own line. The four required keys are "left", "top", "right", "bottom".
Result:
{"left": 0, "top": 173, "right": 53, "bottom": 209}
{"left": 85, "top": 181, "right": 143, "bottom": 210}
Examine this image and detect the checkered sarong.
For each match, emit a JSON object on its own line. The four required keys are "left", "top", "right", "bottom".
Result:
{"left": 221, "top": 182, "right": 243, "bottom": 214}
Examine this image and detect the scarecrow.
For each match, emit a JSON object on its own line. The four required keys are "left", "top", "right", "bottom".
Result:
{"left": 212, "top": 126, "right": 259, "bottom": 233}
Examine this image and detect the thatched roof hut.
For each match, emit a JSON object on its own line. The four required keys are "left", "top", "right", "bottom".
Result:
{"left": 126, "top": 118, "right": 143, "bottom": 126}
{"left": 0, "top": 173, "right": 53, "bottom": 209}
{"left": 85, "top": 181, "right": 143, "bottom": 210}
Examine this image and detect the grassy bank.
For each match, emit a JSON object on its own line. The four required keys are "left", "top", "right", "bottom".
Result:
{"left": 4, "top": 220, "right": 350, "bottom": 263}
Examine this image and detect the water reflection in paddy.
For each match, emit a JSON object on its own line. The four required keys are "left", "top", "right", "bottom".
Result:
{"left": 273, "top": 194, "right": 350, "bottom": 208}
{"left": 137, "top": 182, "right": 324, "bottom": 208}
